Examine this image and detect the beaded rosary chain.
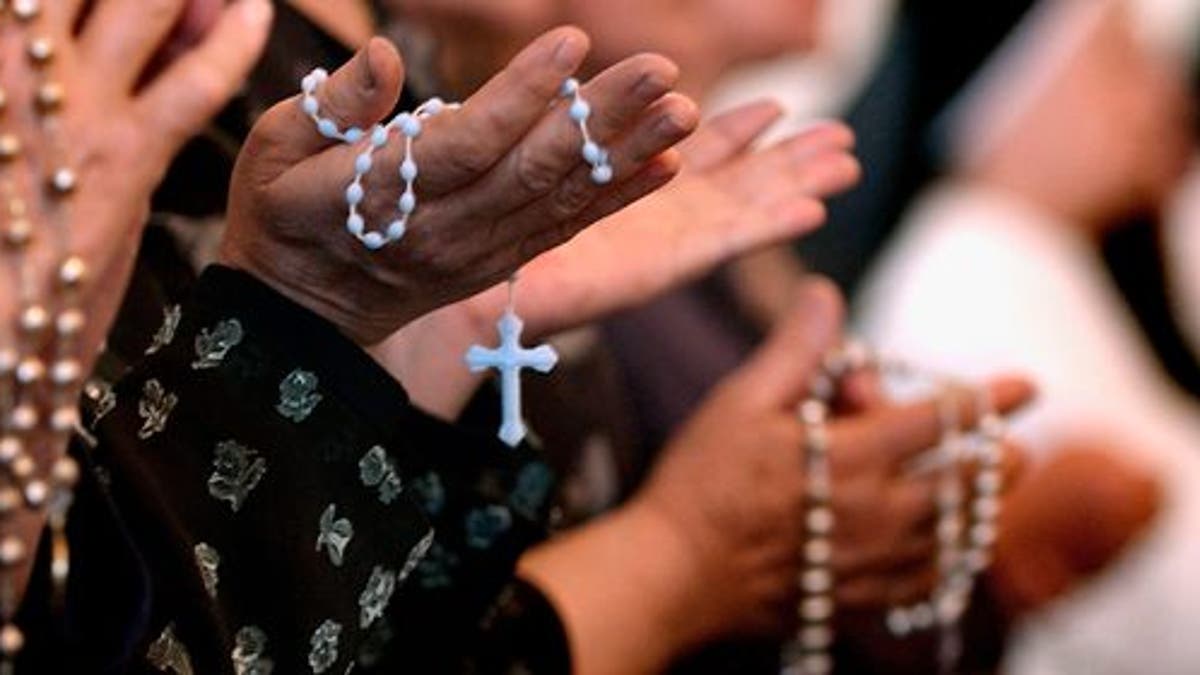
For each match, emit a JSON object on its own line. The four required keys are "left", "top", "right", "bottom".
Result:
{"left": 0, "top": 0, "right": 85, "bottom": 670}
{"left": 300, "top": 70, "right": 613, "bottom": 251}
{"left": 783, "top": 342, "right": 1008, "bottom": 675}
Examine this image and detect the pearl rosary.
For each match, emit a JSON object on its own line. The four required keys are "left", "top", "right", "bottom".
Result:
{"left": 300, "top": 70, "right": 614, "bottom": 447}
{"left": 0, "top": 0, "right": 84, "bottom": 669}
{"left": 783, "top": 342, "right": 1008, "bottom": 675}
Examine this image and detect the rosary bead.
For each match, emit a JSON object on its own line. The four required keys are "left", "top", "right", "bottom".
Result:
{"left": 975, "top": 469, "right": 1002, "bottom": 496}
{"left": 362, "top": 232, "right": 385, "bottom": 250}
{"left": 800, "top": 625, "right": 833, "bottom": 651}
{"left": 0, "top": 538, "right": 22, "bottom": 567}
{"left": 19, "top": 304, "right": 48, "bottom": 333}
{"left": 385, "top": 220, "right": 405, "bottom": 241}
{"left": 397, "top": 114, "right": 422, "bottom": 138}
{"left": 590, "top": 163, "right": 613, "bottom": 185}
{"left": 800, "top": 596, "right": 834, "bottom": 622}
{"left": 806, "top": 507, "right": 835, "bottom": 535}
{"left": 302, "top": 96, "right": 319, "bottom": 116}
{"left": 50, "top": 168, "right": 77, "bottom": 195}
{"left": 568, "top": 99, "right": 591, "bottom": 123}
{"left": 49, "top": 406, "right": 79, "bottom": 434}
{"left": 371, "top": 125, "right": 389, "bottom": 148}
{"left": 343, "top": 127, "right": 363, "bottom": 144}
{"left": 965, "top": 549, "right": 991, "bottom": 573}
{"left": 801, "top": 568, "right": 833, "bottom": 594}
{"left": 346, "top": 214, "right": 365, "bottom": 237}
{"left": 803, "top": 538, "right": 832, "bottom": 566}
{"left": 317, "top": 118, "right": 339, "bottom": 139}
{"left": 345, "top": 182, "right": 364, "bottom": 206}
{"left": 398, "top": 190, "right": 416, "bottom": 215}
{"left": 58, "top": 256, "right": 86, "bottom": 287}
{"left": 15, "top": 357, "right": 45, "bottom": 384}
{"left": 0, "top": 624, "right": 23, "bottom": 657}
{"left": 355, "top": 153, "right": 373, "bottom": 175}
{"left": 8, "top": 405, "right": 36, "bottom": 432}
{"left": 50, "top": 359, "right": 81, "bottom": 386}
{"left": 56, "top": 309, "right": 85, "bottom": 337}
{"left": 27, "top": 37, "right": 54, "bottom": 65}
{"left": 801, "top": 653, "right": 832, "bottom": 675}
{"left": 969, "top": 522, "right": 997, "bottom": 547}
{"left": 799, "top": 400, "right": 828, "bottom": 425}
{"left": 400, "top": 159, "right": 418, "bottom": 182}
{"left": 0, "top": 487, "right": 20, "bottom": 516}
{"left": 972, "top": 495, "right": 1000, "bottom": 521}
{"left": 23, "top": 480, "right": 46, "bottom": 509}
{"left": 423, "top": 98, "right": 446, "bottom": 115}
{"left": 937, "top": 517, "right": 963, "bottom": 544}
{"left": 50, "top": 456, "right": 79, "bottom": 488}
{"left": 4, "top": 218, "right": 31, "bottom": 247}
{"left": 582, "top": 141, "right": 602, "bottom": 165}
{"left": 11, "top": 0, "right": 38, "bottom": 21}
{"left": 0, "top": 134, "right": 20, "bottom": 161}
{"left": 0, "top": 437, "right": 20, "bottom": 464}
{"left": 9, "top": 455, "right": 33, "bottom": 481}
{"left": 980, "top": 413, "right": 1007, "bottom": 440}
{"left": 560, "top": 78, "right": 580, "bottom": 97}
{"left": 909, "top": 603, "right": 935, "bottom": 630}
{"left": 35, "top": 82, "right": 64, "bottom": 113}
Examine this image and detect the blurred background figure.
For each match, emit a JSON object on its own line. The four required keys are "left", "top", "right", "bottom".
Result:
{"left": 857, "top": 0, "right": 1200, "bottom": 672}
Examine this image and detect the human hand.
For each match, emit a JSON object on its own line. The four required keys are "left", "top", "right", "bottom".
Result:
{"left": 370, "top": 102, "right": 858, "bottom": 419}
{"left": 634, "top": 281, "right": 1036, "bottom": 639}
{"left": 963, "top": 0, "right": 1193, "bottom": 230}
{"left": 220, "top": 27, "right": 698, "bottom": 345}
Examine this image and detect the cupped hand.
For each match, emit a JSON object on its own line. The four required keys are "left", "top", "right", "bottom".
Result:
{"left": 634, "top": 280, "right": 1035, "bottom": 639}
{"left": 221, "top": 27, "right": 698, "bottom": 345}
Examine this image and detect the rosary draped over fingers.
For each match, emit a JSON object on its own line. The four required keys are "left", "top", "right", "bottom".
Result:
{"left": 222, "top": 27, "right": 699, "bottom": 345}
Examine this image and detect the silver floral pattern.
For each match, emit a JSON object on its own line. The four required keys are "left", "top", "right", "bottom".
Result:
{"left": 464, "top": 505, "right": 513, "bottom": 549}
{"left": 147, "top": 623, "right": 194, "bottom": 674}
{"left": 410, "top": 472, "right": 445, "bottom": 516}
{"left": 276, "top": 369, "right": 323, "bottom": 422}
{"left": 232, "top": 626, "right": 275, "bottom": 675}
{"left": 192, "top": 318, "right": 244, "bottom": 370}
{"left": 207, "top": 440, "right": 267, "bottom": 513}
{"left": 316, "top": 503, "right": 354, "bottom": 567}
{"left": 138, "top": 379, "right": 179, "bottom": 440}
{"left": 146, "top": 304, "right": 183, "bottom": 355}
{"left": 308, "top": 619, "right": 342, "bottom": 674}
{"left": 358, "top": 565, "right": 397, "bottom": 629}
{"left": 194, "top": 542, "right": 220, "bottom": 598}
{"left": 358, "top": 446, "right": 402, "bottom": 504}
{"left": 398, "top": 529, "right": 435, "bottom": 584}
{"left": 86, "top": 378, "right": 117, "bottom": 428}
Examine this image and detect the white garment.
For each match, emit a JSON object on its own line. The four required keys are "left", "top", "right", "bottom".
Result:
{"left": 855, "top": 183, "right": 1200, "bottom": 674}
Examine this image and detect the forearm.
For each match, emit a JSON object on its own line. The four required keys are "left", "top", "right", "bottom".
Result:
{"left": 516, "top": 500, "right": 713, "bottom": 674}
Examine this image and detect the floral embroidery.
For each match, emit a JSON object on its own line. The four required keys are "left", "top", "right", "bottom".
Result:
{"left": 138, "top": 379, "right": 179, "bottom": 440}
{"left": 147, "top": 623, "right": 194, "bottom": 674}
{"left": 316, "top": 504, "right": 354, "bottom": 567}
{"left": 308, "top": 620, "right": 342, "bottom": 674}
{"left": 85, "top": 378, "right": 117, "bottom": 428}
{"left": 358, "top": 446, "right": 402, "bottom": 504}
{"left": 194, "top": 543, "right": 220, "bottom": 599}
{"left": 398, "top": 529, "right": 435, "bottom": 584}
{"left": 207, "top": 440, "right": 267, "bottom": 513}
{"left": 358, "top": 566, "right": 397, "bottom": 629}
{"left": 276, "top": 369, "right": 323, "bottom": 422}
{"left": 510, "top": 462, "right": 554, "bottom": 520}
{"left": 192, "top": 318, "right": 244, "bottom": 370}
{"left": 146, "top": 304, "right": 183, "bottom": 355}
{"left": 232, "top": 626, "right": 275, "bottom": 675}
{"left": 465, "top": 505, "right": 513, "bottom": 549}
{"left": 409, "top": 472, "right": 445, "bottom": 516}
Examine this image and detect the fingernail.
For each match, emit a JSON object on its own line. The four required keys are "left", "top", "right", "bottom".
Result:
{"left": 554, "top": 33, "right": 586, "bottom": 68}
{"left": 240, "top": 0, "right": 273, "bottom": 27}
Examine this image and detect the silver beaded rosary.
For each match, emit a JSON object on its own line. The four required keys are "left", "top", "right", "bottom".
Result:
{"left": 783, "top": 342, "right": 1008, "bottom": 675}
{"left": 0, "top": 0, "right": 85, "bottom": 670}
{"left": 302, "top": 71, "right": 613, "bottom": 447}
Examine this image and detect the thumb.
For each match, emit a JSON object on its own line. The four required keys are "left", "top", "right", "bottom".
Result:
{"left": 729, "top": 277, "right": 844, "bottom": 409}
{"left": 244, "top": 36, "right": 406, "bottom": 172}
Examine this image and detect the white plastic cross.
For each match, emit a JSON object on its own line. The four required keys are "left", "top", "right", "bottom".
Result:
{"left": 465, "top": 309, "right": 558, "bottom": 447}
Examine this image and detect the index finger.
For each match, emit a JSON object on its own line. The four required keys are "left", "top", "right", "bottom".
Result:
{"left": 833, "top": 376, "right": 1037, "bottom": 471}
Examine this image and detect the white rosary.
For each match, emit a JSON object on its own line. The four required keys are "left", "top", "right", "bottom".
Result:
{"left": 301, "top": 72, "right": 612, "bottom": 446}
{"left": 783, "top": 342, "right": 1007, "bottom": 675}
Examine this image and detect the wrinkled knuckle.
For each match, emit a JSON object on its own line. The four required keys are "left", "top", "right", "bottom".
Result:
{"left": 548, "top": 177, "right": 595, "bottom": 220}
{"left": 513, "top": 145, "right": 563, "bottom": 196}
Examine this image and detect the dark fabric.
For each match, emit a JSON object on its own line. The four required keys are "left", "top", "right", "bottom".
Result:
{"left": 17, "top": 266, "right": 567, "bottom": 673}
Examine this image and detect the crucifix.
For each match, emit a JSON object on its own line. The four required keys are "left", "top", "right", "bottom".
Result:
{"left": 465, "top": 297, "right": 558, "bottom": 448}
